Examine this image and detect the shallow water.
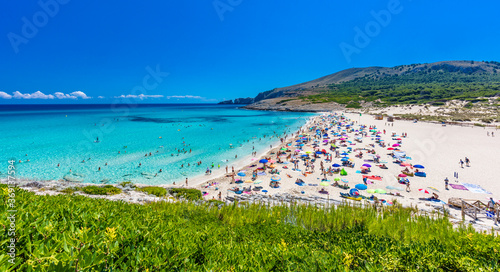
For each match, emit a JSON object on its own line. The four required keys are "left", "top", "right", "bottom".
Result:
{"left": 0, "top": 104, "right": 312, "bottom": 185}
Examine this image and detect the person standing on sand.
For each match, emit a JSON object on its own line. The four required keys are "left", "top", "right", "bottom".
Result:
{"left": 406, "top": 180, "right": 411, "bottom": 192}
{"left": 185, "top": 178, "right": 188, "bottom": 186}
{"left": 225, "top": 166, "right": 228, "bottom": 173}
{"left": 445, "top": 177, "right": 449, "bottom": 190}
{"left": 459, "top": 159, "right": 464, "bottom": 168}
{"left": 465, "top": 157, "right": 470, "bottom": 167}
{"left": 488, "top": 198, "right": 495, "bottom": 212}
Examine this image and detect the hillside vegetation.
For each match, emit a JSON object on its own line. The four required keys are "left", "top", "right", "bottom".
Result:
{"left": 302, "top": 63, "right": 500, "bottom": 106}
{"left": 236, "top": 61, "right": 500, "bottom": 110}
{"left": 1, "top": 185, "right": 499, "bottom": 271}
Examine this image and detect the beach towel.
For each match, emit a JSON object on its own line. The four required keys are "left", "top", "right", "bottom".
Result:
{"left": 462, "top": 183, "right": 492, "bottom": 194}
{"left": 363, "top": 175, "right": 382, "bottom": 181}
{"left": 449, "top": 184, "right": 468, "bottom": 191}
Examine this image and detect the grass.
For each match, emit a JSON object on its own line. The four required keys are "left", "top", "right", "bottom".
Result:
{"left": 169, "top": 188, "right": 202, "bottom": 201}
{"left": 1, "top": 185, "right": 499, "bottom": 271}
{"left": 136, "top": 186, "right": 167, "bottom": 197}
{"left": 119, "top": 181, "right": 135, "bottom": 188}
{"left": 59, "top": 187, "right": 79, "bottom": 194}
{"left": 81, "top": 185, "right": 122, "bottom": 195}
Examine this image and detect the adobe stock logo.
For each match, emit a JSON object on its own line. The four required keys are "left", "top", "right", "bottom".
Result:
{"left": 213, "top": 0, "right": 243, "bottom": 21}
{"left": 339, "top": 0, "right": 404, "bottom": 63}
{"left": 7, "top": 0, "right": 70, "bottom": 54}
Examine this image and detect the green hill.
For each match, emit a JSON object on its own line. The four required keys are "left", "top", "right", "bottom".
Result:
{"left": 231, "top": 61, "right": 500, "bottom": 109}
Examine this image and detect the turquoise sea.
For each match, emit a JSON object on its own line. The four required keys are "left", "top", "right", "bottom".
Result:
{"left": 0, "top": 104, "right": 312, "bottom": 185}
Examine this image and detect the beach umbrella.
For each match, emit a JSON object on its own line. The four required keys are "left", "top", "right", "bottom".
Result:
{"left": 366, "top": 189, "right": 376, "bottom": 194}
{"left": 398, "top": 174, "right": 407, "bottom": 177}
{"left": 375, "top": 189, "right": 387, "bottom": 194}
{"left": 269, "top": 159, "right": 276, "bottom": 163}
{"left": 413, "top": 164, "right": 425, "bottom": 169}
{"left": 341, "top": 179, "right": 349, "bottom": 183}
{"left": 360, "top": 166, "right": 369, "bottom": 170}
{"left": 237, "top": 172, "right": 246, "bottom": 177}
{"left": 305, "top": 151, "right": 312, "bottom": 154}
{"left": 262, "top": 190, "right": 268, "bottom": 193}
{"left": 387, "top": 147, "right": 394, "bottom": 150}
{"left": 362, "top": 164, "right": 372, "bottom": 167}
{"left": 418, "top": 188, "right": 430, "bottom": 194}
{"left": 334, "top": 177, "right": 341, "bottom": 181}
{"left": 332, "top": 163, "right": 341, "bottom": 167}
{"left": 427, "top": 187, "right": 439, "bottom": 192}
{"left": 320, "top": 182, "right": 330, "bottom": 186}
{"left": 400, "top": 162, "right": 411, "bottom": 167}
{"left": 271, "top": 175, "right": 281, "bottom": 181}
{"left": 349, "top": 188, "right": 360, "bottom": 196}
{"left": 295, "top": 140, "right": 302, "bottom": 142}
{"left": 259, "top": 159, "right": 268, "bottom": 164}
{"left": 301, "top": 154, "right": 309, "bottom": 158}
{"left": 392, "top": 144, "right": 400, "bottom": 147}
{"left": 254, "top": 180, "right": 263, "bottom": 184}
{"left": 341, "top": 157, "right": 349, "bottom": 162}
{"left": 341, "top": 152, "right": 349, "bottom": 156}
{"left": 396, "top": 138, "right": 402, "bottom": 140}
{"left": 355, "top": 184, "right": 368, "bottom": 190}
{"left": 245, "top": 180, "right": 253, "bottom": 183}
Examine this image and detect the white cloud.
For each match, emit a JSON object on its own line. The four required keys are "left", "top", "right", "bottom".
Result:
{"left": 114, "top": 94, "right": 164, "bottom": 100}
{"left": 7, "top": 91, "right": 92, "bottom": 100}
{"left": 0, "top": 91, "right": 12, "bottom": 99}
{"left": 13, "top": 91, "right": 55, "bottom": 99}
{"left": 70, "top": 91, "right": 91, "bottom": 99}
{"left": 97, "top": 96, "right": 105, "bottom": 99}
{"left": 166, "top": 95, "right": 203, "bottom": 99}
{"left": 54, "top": 92, "right": 77, "bottom": 99}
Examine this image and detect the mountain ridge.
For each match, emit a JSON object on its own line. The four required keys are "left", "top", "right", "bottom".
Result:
{"left": 221, "top": 60, "right": 500, "bottom": 109}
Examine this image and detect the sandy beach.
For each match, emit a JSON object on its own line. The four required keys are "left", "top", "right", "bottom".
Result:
{"left": 194, "top": 111, "right": 500, "bottom": 228}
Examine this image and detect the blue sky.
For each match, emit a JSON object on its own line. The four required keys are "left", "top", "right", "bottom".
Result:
{"left": 1, "top": 0, "right": 500, "bottom": 104}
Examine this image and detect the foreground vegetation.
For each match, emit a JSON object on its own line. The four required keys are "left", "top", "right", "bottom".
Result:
{"left": 1, "top": 185, "right": 499, "bottom": 271}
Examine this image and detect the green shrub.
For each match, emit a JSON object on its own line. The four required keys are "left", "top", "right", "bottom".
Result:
{"left": 119, "top": 181, "right": 135, "bottom": 188}
{"left": 81, "top": 185, "right": 121, "bottom": 195}
{"left": 345, "top": 101, "right": 362, "bottom": 108}
{"left": 169, "top": 188, "right": 202, "bottom": 201}
{"left": 136, "top": 186, "right": 167, "bottom": 197}
{"left": 474, "top": 123, "right": 486, "bottom": 127}
{"left": 207, "top": 199, "right": 225, "bottom": 205}
{"left": 59, "top": 187, "right": 79, "bottom": 194}
{"left": 1, "top": 184, "right": 499, "bottom": 271}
